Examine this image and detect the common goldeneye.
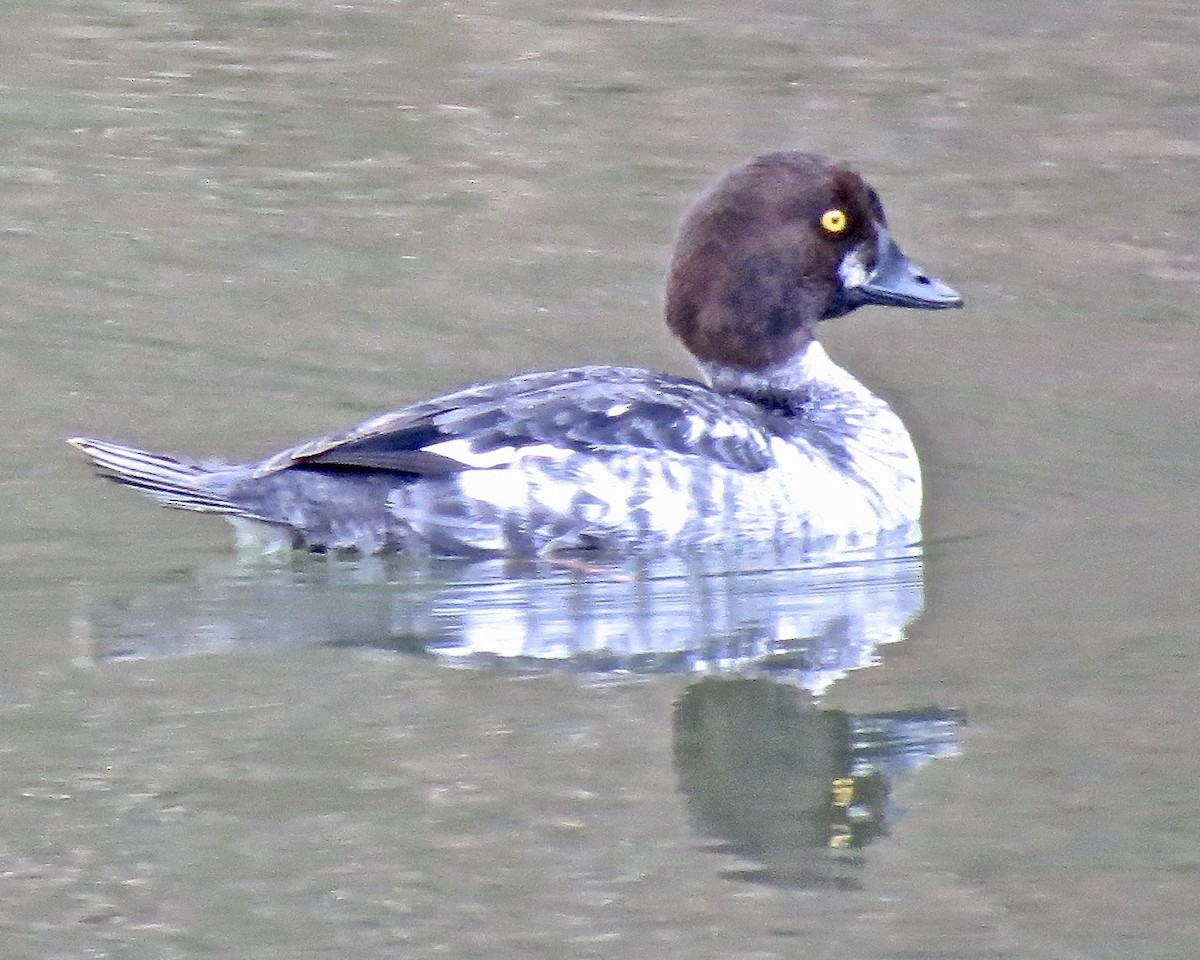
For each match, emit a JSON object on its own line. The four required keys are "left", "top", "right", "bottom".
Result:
{"left": 69, "top": 151, "right": 962, "bottom": 557}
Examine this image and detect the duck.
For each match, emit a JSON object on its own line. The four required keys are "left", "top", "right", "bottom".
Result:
{"left": 69, "top": 151, "right": 962, "bottom": 557}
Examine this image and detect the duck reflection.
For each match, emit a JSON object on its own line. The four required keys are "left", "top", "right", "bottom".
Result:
{"left": 78, "top": 539, "right": 961, "bottom": 884}
{"left": 673, "top": 678, "right": 962, "bottom": 888}
{"left": 78, "top": 538, "right": 922, "bottom": 694}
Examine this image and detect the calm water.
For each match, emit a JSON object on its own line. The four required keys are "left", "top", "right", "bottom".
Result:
{"left": 3, "top": 0, "right": 1200, "bottom": 956}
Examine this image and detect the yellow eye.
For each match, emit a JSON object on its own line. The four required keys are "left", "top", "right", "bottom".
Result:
{"left": 820, "top": 208, "right": 848, "bottom": 234}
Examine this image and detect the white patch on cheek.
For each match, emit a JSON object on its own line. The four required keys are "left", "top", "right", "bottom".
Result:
{"left": 838, "top": 245, "right": 870, "bottom": 288}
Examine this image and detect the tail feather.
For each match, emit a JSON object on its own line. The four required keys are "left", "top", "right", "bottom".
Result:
{"left": 67, "top": 437, "right": 243, "bottom": 515}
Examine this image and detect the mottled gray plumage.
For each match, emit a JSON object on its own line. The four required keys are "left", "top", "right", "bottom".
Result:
{"left": 264, "top": 367, "right": 777, "bottom": 477}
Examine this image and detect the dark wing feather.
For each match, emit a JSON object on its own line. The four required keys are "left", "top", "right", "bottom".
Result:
{"left": 254, "top": 366, "right": 778, "bottom": 477}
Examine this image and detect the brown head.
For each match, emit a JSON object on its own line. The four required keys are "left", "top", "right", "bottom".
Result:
{"left": 665, "top": 151, "right": 962, "bottom": 371}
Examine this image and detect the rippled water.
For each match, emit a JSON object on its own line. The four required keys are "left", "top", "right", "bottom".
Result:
{"left": 3, "top": 0, "right": 1200, "bottom": 957}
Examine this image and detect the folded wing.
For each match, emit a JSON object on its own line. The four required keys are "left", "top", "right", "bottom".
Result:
{"left": 253, "top": 366, "right": 779, "bottom": 478}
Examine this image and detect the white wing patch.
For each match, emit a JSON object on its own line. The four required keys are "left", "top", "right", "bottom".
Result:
{"left": 424, "top": 438, "right": 519, "bottom": 469}
{"left": 683, "top": 415, "right": 707, "bottom": 443}
{"left": 425, "top": 438, "right": 576, "bottom": 471}
{"left": 708, "top": 419, "right": 741, "bottom": 440}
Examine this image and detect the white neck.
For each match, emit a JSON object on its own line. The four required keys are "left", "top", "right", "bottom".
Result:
{"left": 697, "top": 340, "right": 870, "bottom": 399}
